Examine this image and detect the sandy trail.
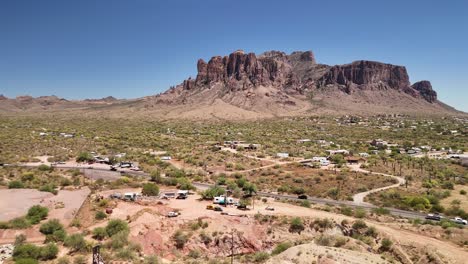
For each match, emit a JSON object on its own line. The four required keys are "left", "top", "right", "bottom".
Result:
{"left": 349, "top": 165, "right": 405, "bottom": 205}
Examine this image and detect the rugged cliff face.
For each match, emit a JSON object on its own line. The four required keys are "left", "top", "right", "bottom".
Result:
{"left": 411, "top": 80, "right": 437, "bottom": 103}
{"left": 176, "top": 50, "right": 438, "bottom": 103}
{"left": 182, "top": 50, "right": 321, "bottom": 93}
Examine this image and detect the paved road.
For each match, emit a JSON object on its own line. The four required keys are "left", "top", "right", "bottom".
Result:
{"left": 5, "top": 164, "right": 426, "bottom": 220}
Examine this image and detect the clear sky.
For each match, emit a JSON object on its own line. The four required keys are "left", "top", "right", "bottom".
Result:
{"left": 1, "top": 0, "right": 467, "bottom": 111}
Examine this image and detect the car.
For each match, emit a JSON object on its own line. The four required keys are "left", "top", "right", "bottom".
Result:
{"left": 206, "top": 205, "right": 214, "bottom": 210}
{"left": 265, "top": 206, "right": 275, "bottom": 211}
{"left": 221, "top": 212, "right": 228, "bottom": 215}
{"left": 425, "top": 213, "right": 443, "bottom": 221}
{"left": 298, "top": 194, "right": 308, "bottom": 199}
{"left": 167, "top": 211, "right": 179, "bottom": 217}
{"left": 109, "top": 193, "right": 122, "bottom": 199}
{"left": 214, "top": 206, "right": 223, "bottom": 212}
{"left": 450, "top": 217, "right": 467, "bottom": 225}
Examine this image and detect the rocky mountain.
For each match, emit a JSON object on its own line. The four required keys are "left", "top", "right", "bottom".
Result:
{"left": 0, "top": 50, "right": 462, "bottom": 119}
{"left": 143, "top": 50, "right": 456, "bottom": 119}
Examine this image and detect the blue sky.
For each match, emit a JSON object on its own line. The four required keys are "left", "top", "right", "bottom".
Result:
{"left": 1, "top": 0, "right": 467, "bottom": 111}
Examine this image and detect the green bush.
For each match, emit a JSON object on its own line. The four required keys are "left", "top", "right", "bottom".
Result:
{"left": 64, "top": 234, "right": 86, "bottom": 252}
{"left": 92, "top": 227, "right": 107, "bottom": 240}
{"left": 95, "top": 211, "right": 107, "bottom": 220}
{"left": 372, "top": 207, "right": 390, "bottom": 215}
{"left": 173, "top": 230, "right": 188, "bottom": 249}
{"left": 40, "top": 219, "right": 64, "bottom": 235}
{"left": 39, "top": 243, "right": 58, "bottom": 260}
{"left": 354, "top": 208, "right": 367, "bottom": 218}
{"left": 8, "top": 180, "right": 24, "bottom": 189}
{"left": 272, "top": 241, "right": 292, "bottom": 255}
{"left": 39, "top": 184, "right": 58, "bottom": 195}
{"left": 289, "top": 217, "right": 304, "bottom": 233}
{"left": 460, "top": 190, "right": 467, "bottom": 195}
{"left": 109, "top": 230, "right": 129, "bottom": 249}
{"left": 9, "top": 217, "right": 31, "bottom": 229}
{"left": 38, "top": 164, "right": 52, "bottom": 172}
{"left": 252, "top": 252, "right": 270, "bottom": 262}
{"left": 76, "top": 152, "right": 93, "bottom": 162}
{"left": 142, "top": 183, "right": 160, "bottom": 196}
{"left": 26, "top": 205, "right": 49, "bottom": 224}
{"left": 13, "top": 244, "right": 41, "bottom": 260}
{"left": 105, "top": 219, "right": 129, "bottom": 237}
{"left": 352, "top": 220, "right": 367, "bottom": 230}
{"left": 380, "top": 238, "right": 393, "bottom": 251}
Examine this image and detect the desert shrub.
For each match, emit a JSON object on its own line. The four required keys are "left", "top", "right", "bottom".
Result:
{"left": 142, "top": 183, "right": 160, "bottom": 196}
{"left": 334, "top": 236, "right": 348, "bottom": 247}
{"left": 39, "top": 184, "right": 57, "bottom": 195}
{"left": 352, "top": 220, "right": 367, "bottom": 230}
{"left": 340, "top": 206, "right": 353, "bottom": 216}
{"left": 73, "top": 256, "right": 86, "bottom": 264}
{"left": 56, "top": 256, "right": 71, "bottom": 264}
{"left": 315, "top": 234, "right": 333, "bottom": 246}
{"left": 252, "top": 252, "right": 270, "bottom": 262}
{"left": 200, "top": 231, "right": 212, "bottom": 245}
{"left": 70, "top": 219, "right": 81, "bottom": 228}
{"left": 380, "top": 238, "right": 393, "bottom": 251}
{"left": 109, "top": 230, "right": 129, "bottom": 249}
{"left": 64, "top": 234, "right": 86, "bottom": 252}
{"left": 14, "top": 234, "right": 27, "bottom": 246}
{"left": 105, "top": 219, "right": 129, "bottom": 237}
{"left": 92, "top": 227, "right": 107, "bottom": 240}
{"left": 38, "top": 164, "right": 52, "bottom": 172}
{"left": 39, "top": 243, "right": 58, "bottom": 260}
{"left": 95, "top": 211, "right": 107, "bottom": 220}
{"left": 26, "top": 205, "right": 49, "bottom": 224}
{"left": 372, "top": 207, "right": 390, "bottom": 215}
{"left": 272, "top": 241, "right": 292, "bottom": 255}
{"left": 21, "top": 172, "right": 35, "bottom": 181}
{"left": 40, "top": 219, "right": 64, "bottom": 235}
{"left": 300, "top": 200, "right": 311, "bottom": 208}
{"left": 76, "top": 152, "right": 93, "bottom": 162}
{"left": 8, "top": 180, "right": 24, "bottom": 189}
{"left": 460, "top": 190, "right": 467, "bottom": 195}
{"left": 311, "top": 218, "right": 334, "bottom": 231}
{"left": 201, "top": 186, "right": 225, "bottom": 200}
{"left": 365, "top": 226, "right": 378, "bottom": 238}
{"left": 116, "top": 248, "right": 136, "bottom": 260}
{"left": 354, "top": 208, "right": 367, "bottom": 218}
{"left": 188, "top": 249, "right": 201, "bottom": 259}
{"left": 289, "top": 217, "right": 304, "bottom": 233}
{"left": 173, "top": 230, "right": 189, "bottom": 249}
{"left": 45, "top": 229, "right": 66, "bottom": 243}
{"left": 13, "top": 244, "right": 41, "bottom": 260}
{"left": 9, "top": 217, "right": 31, "bottom": 229}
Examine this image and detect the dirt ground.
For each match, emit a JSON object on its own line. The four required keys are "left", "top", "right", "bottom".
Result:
{"left": 93, "top": 189, "right": 468, "bottom": 264}
{"left": 0, "top": 187, "right": 90, "bottom": 245}
{"left": 441, "top": 185, "right": 468, "bottom": 211}
{"left": 0, "top": 189, "right": 53, "bottom": 221}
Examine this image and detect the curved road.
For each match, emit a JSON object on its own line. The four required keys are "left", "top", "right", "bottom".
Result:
{"left": 348, "top": 165, "right": 406, "bottom": 205}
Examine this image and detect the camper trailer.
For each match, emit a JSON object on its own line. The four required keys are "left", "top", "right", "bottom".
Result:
{"left": 213, "top": 196, "right": 235, "bottom": 205}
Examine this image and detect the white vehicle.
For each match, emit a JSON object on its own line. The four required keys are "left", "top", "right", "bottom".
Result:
{"left": 161, "top": 156, "right": 172, "bottom": 161}
{"left": 450, "top": 217, "right": 467, "bottom": 225}
{"left": 213, "top": 196, "right": 235, "bottom": 205}
{"left": 167, "top": 211, "right": 179, "bottom": 217}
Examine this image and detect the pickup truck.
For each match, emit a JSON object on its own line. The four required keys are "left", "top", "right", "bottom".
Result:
{"left": 450, "top": 217, "right": 467, "bottom": 225}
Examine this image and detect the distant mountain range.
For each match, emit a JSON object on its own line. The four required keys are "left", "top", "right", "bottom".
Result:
{"left": 0, "top": 50, "right": 463, "bottom": 119}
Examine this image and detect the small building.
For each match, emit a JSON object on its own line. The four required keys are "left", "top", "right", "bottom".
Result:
{"left": 327, "top": 149, "right": 349, "bottom": 155}
{"left": 297, "top": 139, "right": 311, "bottom": 143}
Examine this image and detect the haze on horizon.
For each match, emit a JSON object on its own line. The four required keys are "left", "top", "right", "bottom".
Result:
{"left": 1, "top": 0, "right": 467, "bottom": 111}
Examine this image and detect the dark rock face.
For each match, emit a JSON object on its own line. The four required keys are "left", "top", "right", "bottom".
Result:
{"left": 317, "top": 61, "right": 410, "bottom": 91}
{"left": 412, "top": 80, "right": 437, "bottom": 103}
{"left": 180, "top": 50, "right": 438, "bottom": 103}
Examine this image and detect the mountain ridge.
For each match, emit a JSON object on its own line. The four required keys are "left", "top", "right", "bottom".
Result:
{"left": 0, "top": 50, "right": 465, "bottom": 119}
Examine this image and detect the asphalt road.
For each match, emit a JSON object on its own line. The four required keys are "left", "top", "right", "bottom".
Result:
{"left": 6, "top": 164, "right": 427, "bottom": 220}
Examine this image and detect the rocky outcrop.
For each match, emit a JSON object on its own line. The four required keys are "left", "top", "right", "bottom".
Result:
{"left": 0, "top": 94, "right": 7, "bottom": 100}
{"left": 411, "top": 80, "right": 437, "bottom": 103}
{"left": 317, "top": 61, "right": 410, "bottom": 92}
{"left": 183, "top": 50, "right": 318, "bottom": 92}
